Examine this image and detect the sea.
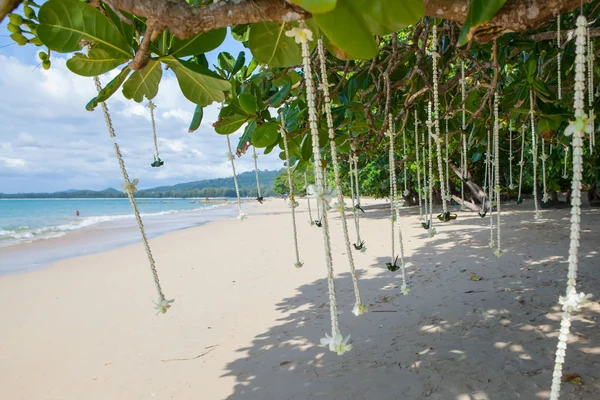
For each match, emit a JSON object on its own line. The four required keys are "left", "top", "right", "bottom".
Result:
{"left": 0, "top": 198, "right": 244, "bottom": 274}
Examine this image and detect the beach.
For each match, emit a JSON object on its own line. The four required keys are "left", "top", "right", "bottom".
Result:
{"left": 0, "top": 198, "right": 598, "bottom": 400}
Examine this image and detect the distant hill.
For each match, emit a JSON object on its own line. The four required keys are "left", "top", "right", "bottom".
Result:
{"left": 0, "top": 170, "right": 281, "bottom": 199}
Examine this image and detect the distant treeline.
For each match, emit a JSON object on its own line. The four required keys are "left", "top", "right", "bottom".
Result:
{"left": 0, "top": 170, "right": 280, "bottom": 199}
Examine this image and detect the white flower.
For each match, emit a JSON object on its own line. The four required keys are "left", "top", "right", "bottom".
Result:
{"left": 306, "top": 184, "right": 337, "bottom": 203}
{"left": 288, "top": 200, "right": 299, "bottom": 208}
{"left": 403, "top": 189, "right": 410, "bottom": 197}
{"left": 154, "top": 297, "right": 174, "bottom": 315}
{"left": 564, "top": 114, "right": 594, "bottom": 136}
{"left": 320, "top": 332, "right": 352, "bottom": 355}
{"left": 559, "top": 291, "right": 592, "bottom": 312}
{"left": 352, "top": 303, "right": 367, "bottom": 316}
{"left": 285, "top": 27, "right": 313, "bottom": 44}
{"left": 121, "top": 178, "right": 139, "bottom": 193}
{"left": 238, "top": 212, "right": 248, "bottom": 221}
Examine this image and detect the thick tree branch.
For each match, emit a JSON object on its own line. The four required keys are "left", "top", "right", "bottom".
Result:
{"left": 103, "top": 0, "right": 585, "bottom": 42}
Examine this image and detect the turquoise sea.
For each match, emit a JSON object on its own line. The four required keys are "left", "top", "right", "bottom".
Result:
{"left": 0, "top": 198, "right": 243, "bottom": 274}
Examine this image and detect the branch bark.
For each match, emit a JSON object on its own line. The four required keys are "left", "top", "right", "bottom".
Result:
{"left": 103, "top": 0, "right": 585, "bottom": 41}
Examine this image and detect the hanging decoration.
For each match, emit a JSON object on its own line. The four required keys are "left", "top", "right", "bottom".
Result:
{"left": 541, "top": 139, "right": 549, "bottom": 203}
{"left": 562, "top": 146, "right": 569, "bottom": 179}
{"left": 487, "top": 128, "right": 495, "bottom": 247}
{"left": 425, "top": 101, "right": 435, "bottom": 236}
{"left": 508, "top": 120, "right": 515, "bottom": 190}
{"left": 479, "top": 131, "right": 489, "bottom": 218}
{"left": 93, "top": 76, "right": 172, "bottom": 315}
{"left": 287, "top": 24, "right": 350, "bottom": 355}
{"left": 402, "top": 126, "right": 409, "bottom": 197}
{"left": 422, "top": 110, "right": 429, "bottom": 224}
{"left": 147, "top": 101, "right": 164, "bottom": 168}
{"left": 280, "top": 113, "right": 303, "bottom": 269}
{"left": 225, "top": 134, "right": 246, "bottom": 221}
{"left": 587, "top": 26, "right": 595, "bottom": 151}
{"left": 557, "top": 15, "right": 562, "bottom": 101}
{"left": 415, "top": 110, "right": 423, "bottom": 220}
{"left": 350, "top": 144, "right": 366, "bottom": 250}
{"left": 493, "top": 92, "right": 502, "bottom": 257}
{"left": 252, "top": 146, "right": 264, "bottom": 203}
{"left": 517, "top": 123, "right": 526, "bottom": 204}
{"left": 530, "top": 89, "right": 541, "bottom": 219}
{"left": 549, "top": 15, "right": 593, "bottom": 400}
{"left": 304, "top": 172, "right": 314, "bottom": 225}
{"left": 317, "top": 38, "right": 366, "bottom": 315}
{"left": 460, "top": 60, "right": 467, "bottom": 210}
{"left": 444, "top": 117, "right": 450, "bottom": 203}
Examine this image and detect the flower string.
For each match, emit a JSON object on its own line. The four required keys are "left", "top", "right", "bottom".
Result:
{"left": 403, "top": 125, "right": 408, "bottom": 197}
{"left": 518, "top": 124, "right": 526, "bottom": 203}
{"left": 304, "top": 172, "right": 314, "bottom": 225}
{"left": 530, "top": 89, "right": 540, "bottom": 219}
{"left": 93, "top": 76, "right": 172, "bottom": 314}
{"left": 587, "top": 26, "right": 595, "bottom": 150}
{"left": 487, "top": 128, "right": 495, "bottom": 248}
{"left": 494, "top": 91, "right": 502, "bottom": 257}
{"left": 563, "top": 146, "right": 569, "bottom": 179}
{"left": 426, "top": 101, "right": 435, "bottom": 237}
{"left": 445, "top": 117, "right": 450, "bottom": 202}
{"left": 293, "top": 24, "right": 349, "bottom": 354}
{"left": 549, "top": 15, "right": 593, "bottom": 399}
{"left": 350, "top": 144, "right": 364, "bottom": 248}
{"left": 225, "top": 134, "right": 245, "bottom": 221}
{"left": 147, "top": 101, "right": 162, "bottom": 165}
{"left": 462, "top": 132, "right": 467, "bottom": 210}
{"left": 422, "top": 109, "right": 429, "bottom": 221}
{"left": 415, "top": 110, "right": 423, "bottom": 220}
{"left": 508, "top": 121, "right": 515, "bottom": 190}
{"left": 252, "top": 146, "right": 263, "bottom": 201}
{"left": 541, "top": 138, "right": 549, "bottom": 203}
{"left": 557, "top": 15, "right": 562, "bottom": 100}
{"left": 317, "top": 38, "right": 366, "bottom": 313}
{"left": 280, "top": 113, "right": 303, "bottom": 269}
{"left": 431, "top": 23, "right": 447, "bottom": 215}
{"left": 461, "top": 60, "right": 466, "bottom": 130}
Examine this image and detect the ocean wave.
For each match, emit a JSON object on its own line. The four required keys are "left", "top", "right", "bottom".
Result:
{"left": 0, "top": 203, "right": 230, "bottom": 247}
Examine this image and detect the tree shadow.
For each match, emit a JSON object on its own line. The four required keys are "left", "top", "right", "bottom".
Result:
{"left": 221, "top": 204, "right": 600, "bottom": 399}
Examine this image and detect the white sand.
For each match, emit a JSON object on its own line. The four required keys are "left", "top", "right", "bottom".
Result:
{"left": 0, "top": 199, "right": 598, "bottom": 399}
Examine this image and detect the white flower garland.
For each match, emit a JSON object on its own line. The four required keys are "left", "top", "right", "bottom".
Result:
{"left": 587, "top": 26, "right": 595, "bottom": 150}
{"left": 426, "top": 101, "right": 435, "bottom": 237}
{"left": 494, "top": 92, "right": 502, "bottom": 257}
{"left": 317, "top": 38, "right": 366, "bottom": 314}
{"left": 304, "top": 172, "right": 314, "bottom": 225}
{"left": 415, "top": 110, "right": 423, "bottom": 220}
{"left": 387, "top": 114, "right": 410, "bottom": 295}
{"left": 557, "top": 15, "right": 562, "bottom": 101}
{"left": 422, "top": 112, "right": 429, "bottom": 221}
{"left": 252, "top": 146, "right": 263, "bottom": 201}
{"left": 403, "top": 128, "right": 408, "bottom": 197}
{"left": 541, "top": 138, "right": 549, "bottom": 203}
{"left": 530, "top": 89, "right": 540, "bottom": 219}
{"left": 508, "top": 120, "right": 515, "bottom": 190}
{"left": 461, "top": 60, "right": 466, "bottom": 130}
{"left": 147, "top": 101, "right": 162, "bottom": 167}
{"left": 562, "top": 146, "right": 569, "bottom": 179}
{"left": 549, "top": 15, "right": 593, "bottom": 399}
{"left": 280, "top": 113, "right": 303, "bottom": 269}
{"left": 487, "top": 128, "right": 495, "bottom": 248}
{"left": 350, "top": 145, "right": 365, "bottom": 249}
{"left": 226, "top": 134, "right": 246, "bottom": 221}
{"left": 430, "top": 24, "right": 448, "bottom": 215}
{"left": 518, "top": 124, "right": 526, "bottom": 203}
{"left": 461, "top": 132, "right": 467, "bottom": 210}
{"left": 289, "top": 25, "right": 350, "bottom": 355}
{"left": 94, "top": 76, "right": 172, "bottom": 314}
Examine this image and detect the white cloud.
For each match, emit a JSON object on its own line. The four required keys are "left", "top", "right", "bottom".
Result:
{"left": 0, "top": 54, "right": 284, "bottom": 193}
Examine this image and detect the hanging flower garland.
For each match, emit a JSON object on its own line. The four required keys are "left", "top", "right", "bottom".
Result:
{"left": 517, "top": 123, "right": 526, "bottom": 204}
{"left": 287, "top": 24, "right": 350, "bottom": 355}
{"left": 304, "top": 172, "right": 314, "bottom": 225}
{"left": 147, "top": 101, "right": 164, "bottom": 168}
{"left": 225, "top": 134, "right": 246, "bottom": 221}
{"left": 493, "top": 92, "right": 502, "bottom": 257}
{"left": 317, "top": 38, "right": 366, "bottom": 314}
{"left": 557, "top": 15, "right": 562, "bottom": 101}
{"left": 562, "top": 146, "right": 569, "bottom": 179}
{"left": 349, "top": 144, "right": 365, "bottom": 250}
{"left": 252, "top": 146, "right": 264, "bottom": 203}
{"left": 487, "top": 128, "right": 495, "bottom": 247}
{"left": 425, "top": 101, "right": 435, "bottom": 236}
{"left": 549, "top": 15, "right": 593, "bottom": 399}
{"left": 508, "top": 120, "right": 515, "bottom": 190}
{"left": 93, "top": 76, "right": 172, "bottom": 314}
{"left": 415, "top": 110, "right": 424, "bottom": 220}
{"left": 587, "top": 26, "right": 595, "bottom": 150}
{"left": 460, "top": 60, "right": 468, "bottom": 210}
{"left": 402, "top": 126, "right": 409, "bottom": 197}
{"left": 422, "top": 109, "right": 429, "bottom": 223}
{"left": 541, "top": 138, "right": 549, "bottom": 203}
{"left": 530, "top": 89, "right": 541, "bottom": 219}
{"left": 280, "top": 113, "right": 303, "bottom": 269}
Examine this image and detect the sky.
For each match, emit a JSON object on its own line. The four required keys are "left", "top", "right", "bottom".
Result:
{"left": 0, "top": 24, "right": 285, "bottom": 194}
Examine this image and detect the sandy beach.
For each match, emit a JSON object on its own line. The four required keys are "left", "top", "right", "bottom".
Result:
{"left": 0, "top": 198, "right": 598, "bottom": 400}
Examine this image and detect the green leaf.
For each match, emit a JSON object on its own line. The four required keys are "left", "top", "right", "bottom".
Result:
{"left": 38, "top": 0, "right": 132, "bottom": 58}
{"left": 215, "top": 115, "right": 248, "bottom": 135}
{"left": 289, "top": 0, "right": 337, "bottom": 14}
{"left": 163, "top": 57, "right": 231, "bottom": 106}
{"left": 86, "top": 66, "right": 131, "bottom": 111}
{"left": 66, "top": 48, "right": 128, "bottom": 77}
{"left": 122, "top": 59, "right": 162, "bottom": 102}
{"left": 458, "top": 0, "right": 507, "bottom": 46}
{"left": 268, "top": 81, "right": 291, "bottom": 107}
{"left": 103, "top": 6, "right": 135, "bottom": 47}
{"left": 238, "top": 92, "right": 257, "bottom": 114}
{"left": 248, "top": 21, "right": 316, "bottom": 67}
{"left": 237, "top": 119, "right": 257, "bottom": 153}
{"left": 231, "top": 24, "right": 250, "bottom": 42}
{"left": 218, "top": 52, "right": 236, "bottom": 73}
{"left": 151, "top": 30, "right": 172, "bottom": 57}
{"left": 169, "top": 28, "right": 226, "bottom": 58}
{"left": 188, "top": 105, "right": 204, "bottom": 133}
{"left": 232, "top": 51, "right": 246, "bottom": 76}
{"left": 252, "top": 122, "right": 280, "bottom": 148}
{"left": 356, "top": 0, "right": 425, "bottom": 36}
{"left": 313, "top": 0, "right": 378, "bottom": 60}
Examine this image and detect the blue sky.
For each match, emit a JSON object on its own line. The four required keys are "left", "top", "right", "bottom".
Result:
{"left": 0, "top": 19, "right": 284, "bottom": 194}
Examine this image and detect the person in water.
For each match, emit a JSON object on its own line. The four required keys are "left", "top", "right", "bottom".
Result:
{"left": 76, "top": 210, "right": 80, "bottom": 217}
